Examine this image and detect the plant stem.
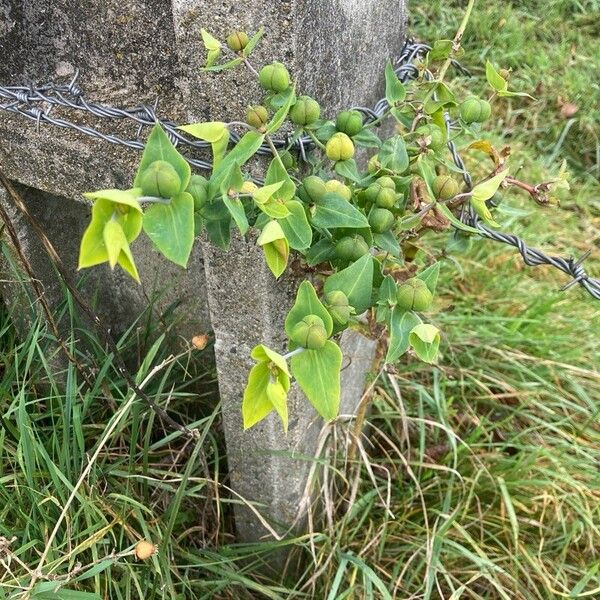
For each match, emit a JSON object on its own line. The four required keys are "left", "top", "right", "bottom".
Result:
{"left": 306, "top": 129, "right": 326, "bottom": 150}
{"left": 283, "top": 347, "right": 305, "bottom": 360}
{"left": 437, "top": 0, "right": 477, "bottom": 83}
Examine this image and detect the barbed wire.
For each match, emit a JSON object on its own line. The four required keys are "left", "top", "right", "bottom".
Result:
{"left": 0, "top": 40, "right": 597, "bottom": 299}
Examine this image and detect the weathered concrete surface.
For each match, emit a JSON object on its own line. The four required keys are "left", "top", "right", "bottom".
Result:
{"left": 0, "top": 0, "right": 213, "bottom": 347}
{"left": 201, "top": 234, "right": 379, "bottom": 540}
{"left": 171, "top": 0, "right": 406, "bottom": 540}
{"left": 0, "top": 0, "right": 407, "bottom": 542}
{"left": 0, "top": 182, "right": 211, "bottom": 349}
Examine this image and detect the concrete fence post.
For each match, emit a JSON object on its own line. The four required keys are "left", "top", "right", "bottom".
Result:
{"left": 0, "top": 0, "right": 407, "bottom": 541}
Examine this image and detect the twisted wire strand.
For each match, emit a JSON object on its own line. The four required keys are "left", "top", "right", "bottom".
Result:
{"left": 0, "top": 40, "right": 597, "bottom": 299}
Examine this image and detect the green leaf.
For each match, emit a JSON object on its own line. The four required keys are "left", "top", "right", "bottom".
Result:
{"left": 179, "top": 121, "right": 227, "bottom": 143}
{"left": 83, "top": 188, "right": 143, "bottom": 213}
{"left": 252, "top": 181, "right": 284, "bottom": 204}
{"left": 312, "top": 193, "right": 369, "bottom": 229}
{"left": 352, "top": 128, "right": 382, "bottom": 149}
{"left": 250, "top": 344, "right": 289, "bottom": 375}
{"left": 222, "top": 194, "right": 248, "bottom": 235}
{"left": 470, "top": 169, "right": 509, "bottom": 228}
{"left": 178, "top": 121, "right": 230, "bottom": 170}
{"left": 205, "top": 217, "right": 231, "bottom": 250}
{"left": 485, "top": 61, "right": 508, "bottom": 92}
{"left": 386, "top": 308, "right": 421, "bottom": 363}
{"left": 266, "top": 86, "right": 296, "bottom": 134}
{"left": 429, "top": 39, "right": 453, "bottom": 61}
{"left": 79, "top": 198, "right": 142, "bottom": 269}
{"left": 115, "top": 239, "right": 140, "bottom": 282}
{"left": 243, "top": 345, "right": 290, "bottom": 431}
{"left": 409, "top": 323, "right": 440, "bottom": 363}
{"left": 203, "top": 57, "right": 243, "bottom": 72}
{"left": 243, "top": 362, "right": 276, "bottom": 429}
{"left": 373, "top": 230, "right": 400, "bottom": 257}
{"left": 279, "top": 200, "right": 312, "bottom": 250}
{"left": 315, "top": 121, "right": 337, "bottom": 142}
{"left": 243, "top": 27, "right": 265, "bottom": 57}
{"left": 200, "top": 28, "right": 220, "bottom": 51}
{"left": 285, "top": 280, "right": 333, "bottom": 339}
{"left": 385, "top": 62, "right": 406, "bottom": 105}
{"left": 79, "top": 213, "right": 109, "bottom": 269}
{"left": 209, "top": 131, "right": 265, "bottom": 197}
{"left": 265, "top": 158, "right": 295, "bottom": 200}
{"left": 134, "top": 125, "right": 191, "bottom": 193}
{"left": 416, "top": 262, "right": 441, "bottom": 295}
{"left": 497, "top": 89, "right": 536, "bottom": 100}
{"left": 290, "top": 341, "right": 342, "bottom": 420}
{"left": 143, "top": 192, "right": 195, "bottom": 267}
{"left": 435, "top": 202, "right": 480, "bottom": 234}
{"left": 102, "top": 220, "right": 127, "bottom": 268}
{"left": 257, "top": 221, "right": 289, "bottom": 278}
{"left": 379, "top": 136, "right": 409, "bottom": 173}
{"left": 305, "top": 238, "right": 336, "bottom": 265}
{"left": 267, "top": 380, "right": 289, "bottom": 432}
{"left": 323, "top": 254, "right": 373, "bottom": 314}
{"left": 334, "top": 159, "right": 363, "bottom": 183}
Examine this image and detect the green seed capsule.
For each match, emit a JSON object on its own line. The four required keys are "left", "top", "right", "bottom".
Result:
{"left": 186, "top": 174, "right": 209, "bottom": 211}
{"left": 259, "top": 62, "right": 291, "bottom": 93}
{"left": 278, "top": 150, "right": 295, "bottom": 170}
{"left": 368, "top": 154, "right": 381, "bottom": 174}
{"left": 432, "top": 175, "right": 459, "bottom": 200}
{"left": 246, "top": 105, "right": 269, "bottom": 129}
{"left": 289, "top": 95, "right": 321, "bottom": 126}
{"left": 369, "top": 208, "right": 395, "bottom": 233}
{"left": 459, "top": 96, "right": 492, "bottom": 123}
{"left": 325, "top": 290, "right": 352, "bottom": 326}
{"left": 325, "top": 132, "right": 355, "bottom": 161}
{"left": 226, "top": 31, "right": 249, "bottom": 52}
{"left": 335, "top": 110, "right": 364, "bottom": 136}
{"left": 396, "top": 278, "right": 433, "bottom": 311}
{"left": 299, "top": 175, "right": 327, "bottom": 203}
{"left": 365, "top": 177, "right": 397, "bottom": 208}
{"left": 290, "top": 314, "right": 328, "bottom": 349}
{"left": 335, "top": 235, "right": 370, "bottom": 262}
{"left": 139, "top": 160, "right": 182, "bottom": 198}
{"left": 325, "top": 179, "right": 352, "bottom": 201}
{"left": 416, "top": 125, "right": 446, "bottom": 151}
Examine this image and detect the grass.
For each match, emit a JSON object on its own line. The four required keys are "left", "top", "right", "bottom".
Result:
{"left": 1, "top": 0, "right": 599, "bottom": 598}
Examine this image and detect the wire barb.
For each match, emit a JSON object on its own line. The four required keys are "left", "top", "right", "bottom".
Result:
{"left": 0, "top": 40, "right": 597, "bottom": 299}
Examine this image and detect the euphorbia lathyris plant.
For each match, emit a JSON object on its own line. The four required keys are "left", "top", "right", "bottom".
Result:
{"left": 78, "top": 28, "right": 568, "bottom": 431}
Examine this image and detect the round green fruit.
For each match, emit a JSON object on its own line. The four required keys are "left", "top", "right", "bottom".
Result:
{"left": 300, "top": 175, "right": 327, "bottom": 203}
{"left": 335, "top": 110, "right": 363, "bottom": 136}
{"left": 335, "top": 235, "right": 370, "bottom": 262}
{"left": 396, "top": 278, "right": 433, "bottom": 311}
{"left": 367, "top": 154, "right": 381, "bottom": 174}
{"left": 325, "top": 290, "right": 352, "bottom": 326}
{"left": 290, "top": 314, "right": 328, "bottom": 349}
{"left": 289, "top": 95, "right": 321, "bottom": 126}
{"left": 459, "top": 97, "right": 492, "bottom": 123}
{"left": 139, "top": 160, "right": 181, "bottom": 198}
{"left": 369, "top": 208, "right": 395, "bottom": 233}
{"left": 432, "top": 175, "right": 459, "bottom": 200}
{"left": 246, "top": 105, "right": 269, "bottom": 129}
{"left": 186, "top": 174, "right": 208, "bottom": 211}
{"left": 365, "top": 177, "right": 396, "bottom": 208}
{"left": 325, "top": 179, "right": 352, "bottom": 201}
{"left": 325, "top": 132, "right": 355, "bottom": 161}
{"left": 279, "top": 150, "right": 295, "bottom": 170}
{"left": 416, "top": 125, "right": 446, "bottom": 151}
{"left": 226, "top": 31, "right": 249, "bottom": 52}
{"left": 258, "top": 62, "right": 290, "bottom": 93}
